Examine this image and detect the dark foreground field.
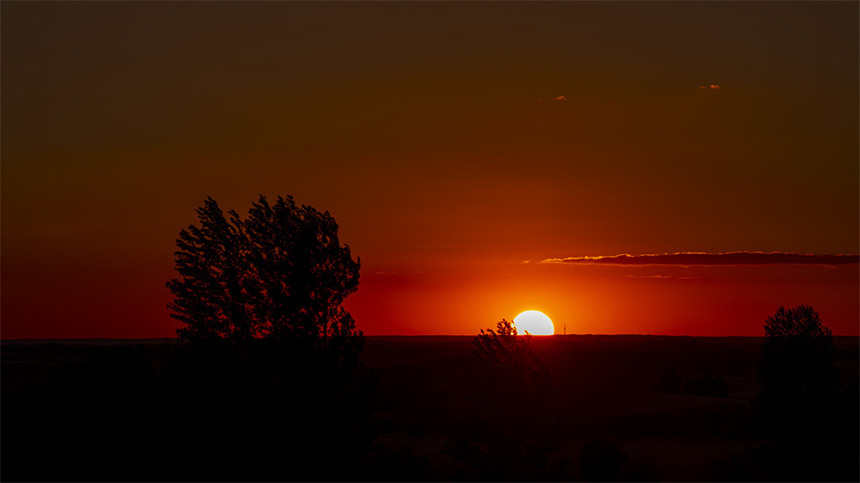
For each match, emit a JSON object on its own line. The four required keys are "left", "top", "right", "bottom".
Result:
{"left": 2, "top": 335, "right": 858, "bottom": 481}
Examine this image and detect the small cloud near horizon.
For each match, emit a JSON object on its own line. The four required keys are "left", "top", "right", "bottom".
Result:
{"left": 540, "top": 252, "right": 859, "bottom": 267}
{"left": 536, "top": 95, "right": 567, "bottom": 102}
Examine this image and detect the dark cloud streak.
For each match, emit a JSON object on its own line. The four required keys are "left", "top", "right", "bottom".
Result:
{"left": 541, "top": 252, "right": 860, "bottom": 266}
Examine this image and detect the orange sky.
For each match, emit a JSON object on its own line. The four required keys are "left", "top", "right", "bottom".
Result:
{"left": 2, "top": 2, "right": 858, "bottom": 338}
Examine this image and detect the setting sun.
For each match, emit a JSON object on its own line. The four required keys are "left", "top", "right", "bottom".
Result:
{"left": 513, "top": 310, "right": 555, "bottom": 335}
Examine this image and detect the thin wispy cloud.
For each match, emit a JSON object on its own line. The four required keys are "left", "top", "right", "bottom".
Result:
{"left": 625, "top": 274, "right": 699, "bottom": 280}
{"left": 540, "top": 252, "right": 859, "bottom": 266}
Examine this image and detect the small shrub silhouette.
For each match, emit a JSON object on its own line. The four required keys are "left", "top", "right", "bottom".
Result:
{"left": 446, "top": 319, "right": 566, "bottom": 481}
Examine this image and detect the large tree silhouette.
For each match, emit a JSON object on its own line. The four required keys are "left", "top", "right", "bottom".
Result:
{"left": 167, "top": 195, "right": 361, "bottom": 345}
{"left": 758, "top": 304, "right": 838, "bottom": 428}
{"left": 163, "top": 195, "right": 369, "bottom": 479}
{"left": 753, "top": 304, "right": 855, "bottom": 481}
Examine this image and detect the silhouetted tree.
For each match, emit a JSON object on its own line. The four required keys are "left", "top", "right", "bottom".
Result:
{"left": 753, "top": 305, "right": 853, "bottom": 481}
{"left": 165, "top": 197, "right": 369, "bottom": 478}
{"left": 471, "top": 319, "right": 552, "bottom": 411}
{"left": 758, "top": 305, "right": 837, "bottom": 436}
{"left": 472, "top": 319, "right": 540, "bottom": 385}
{"left": 167, "top": 195, "right": 361, "bottom": 346}
{"left": 163, "top": 196, "right": 371, "bottom": 480}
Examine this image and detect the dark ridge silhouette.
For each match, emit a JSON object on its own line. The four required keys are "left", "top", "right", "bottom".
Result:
{"left": 2, "top": 331, "right": 857, "bottom": 480}
{"left": 654, "top": 366, "right": 682, "bottom": 393}
{"left": 1, "top": 341, "right": 375, "bottom": 481}
{"left": 682, "top": 370, "right": 730, "bottom": 398}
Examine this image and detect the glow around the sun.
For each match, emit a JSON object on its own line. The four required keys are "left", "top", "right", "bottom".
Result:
{"left": 513, "top": 310, "right": 554, "bottom": 335}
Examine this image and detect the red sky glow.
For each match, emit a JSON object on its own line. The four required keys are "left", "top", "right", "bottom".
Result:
{"left": 2, "top": 2, "right": 858, "bottom": 338}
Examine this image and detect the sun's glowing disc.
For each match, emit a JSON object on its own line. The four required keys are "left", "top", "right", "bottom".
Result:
{"left": 513, "top": 310, "right": 554, "bottom": 335}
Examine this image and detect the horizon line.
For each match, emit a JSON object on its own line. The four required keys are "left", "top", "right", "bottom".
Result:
{"left": 5, "top": 334, "right": 860, "bottom": 343}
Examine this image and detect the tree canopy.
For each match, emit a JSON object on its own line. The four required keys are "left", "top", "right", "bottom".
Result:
{"left": 167, "top": 195, "right": 361, "bottom": 344}
{"left": 760, "top": 305, "right": 837, "bottom": 405}
{"left": 757, "top": 305, "right": 839, "bottom": 445}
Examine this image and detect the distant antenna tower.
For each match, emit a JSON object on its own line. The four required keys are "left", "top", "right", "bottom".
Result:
{"left": 564, "top": 324, "right": 566, "bottom": 336}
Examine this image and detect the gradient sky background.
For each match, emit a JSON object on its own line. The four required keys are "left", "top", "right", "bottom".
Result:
{"left": 3, "top": 1, "right": 858, "bottom": 338}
